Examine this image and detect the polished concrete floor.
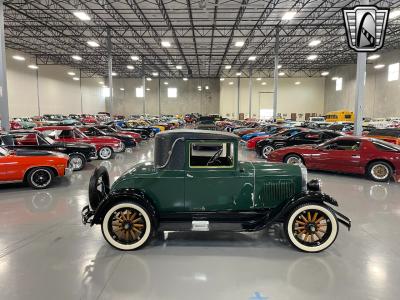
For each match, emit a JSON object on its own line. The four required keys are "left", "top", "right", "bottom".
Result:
{"left": 0, "top": 139, "right": 400, "bottom": 300}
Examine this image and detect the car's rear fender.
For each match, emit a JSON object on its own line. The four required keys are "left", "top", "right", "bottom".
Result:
{"left": 91, "top": 188, "right": 158, "bottom": 227}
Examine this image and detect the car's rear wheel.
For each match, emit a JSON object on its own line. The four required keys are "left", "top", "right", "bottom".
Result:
{"left": 284, "top": 154, "right": 304, "bottom": 165}
{"left": 27, "top": 168, "right": 54, "bottom": 189}
{"left": 367, "top": 161, "right": 393, "bottom": 182}
{"left": 68, "top": 153, "right": 86, "bottom": 171}
{"left": 101, "top": 202, "right": 153, "bottom": 250}
{"left": 285, "top": 203, "right": 338, "bottom": 253}
{"left": 98, "top": 147, "right": 113, "bottom": 160}
{"left": 261, "top": 145, "right": 275, "bottom": 158}
{"left": 116, "top": 142, "right": 126, "bottom": 153}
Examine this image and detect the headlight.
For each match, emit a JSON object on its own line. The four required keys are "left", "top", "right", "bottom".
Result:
{"left": 307, "top": 179, "right": 321, "bottom": 191}
{"left": 300, "top": 164, "right": 308, "bottom": 191}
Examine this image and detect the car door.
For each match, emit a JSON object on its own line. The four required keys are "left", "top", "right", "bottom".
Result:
{"left": 317, "top": 139, "right": 362, "bottom": 173}
{"left": 184, "top": 140, "right": 254, "bottom": 212}
{"left": 0, "top": 148, "right": 8, "bottom": 180}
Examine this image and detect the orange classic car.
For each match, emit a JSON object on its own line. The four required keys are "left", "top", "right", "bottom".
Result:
{"left": 0, "top": 146, "right": 71, "bottom": 189}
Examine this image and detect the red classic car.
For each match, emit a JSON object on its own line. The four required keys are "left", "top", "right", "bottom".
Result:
{"left": 266, "top": 136, "right": 400, "bottom": 182}
{"left": 0, "top": 146, "right": 71, "bottom": 189}
{"left": 80, "top": 114, "right": 98, "bottom": 125}
{"left": 35, "top": 126, "right": 123, "bottom": 160}
{"left": 9, "top": 120, "right": 22, "bottom": 130}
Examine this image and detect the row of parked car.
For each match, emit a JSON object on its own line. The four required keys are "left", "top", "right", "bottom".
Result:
{"left": 229, "top": 122, "right": 400, "bottom": 182}
{"left": 0, "top": 117, "right": 184, "bottom": 189}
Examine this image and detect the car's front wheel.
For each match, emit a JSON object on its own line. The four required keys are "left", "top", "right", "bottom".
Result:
{"left": 98, "top": 147, "right": 113, "bottom": 160}
{"left": 68, "top": 153, "right": 86, "bottom": 171}
{"left": 101, "top": 202, "right": 153, "bottom": 250}
{"left": 261, "top": 145, "right": 275, "bottom": 158}
{"left": 284, "top": 154, "right": 304, "bottom": 165}
{"left": 285, "top": 203, "right": 338, "bottom": 253}
{"left": 26, "top": 167, "right": 54, "bottom": 189}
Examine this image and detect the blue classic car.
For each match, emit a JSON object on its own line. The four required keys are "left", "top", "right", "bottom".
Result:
{"left": 241, "top": 125, "right": 282, "bottom": 141}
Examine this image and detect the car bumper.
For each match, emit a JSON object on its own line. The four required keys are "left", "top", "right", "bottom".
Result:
{"left": 64, "top": 167, "right": 73, "bottom": 176}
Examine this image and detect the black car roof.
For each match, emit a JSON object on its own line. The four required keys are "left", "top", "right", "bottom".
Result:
{"left": 156, "top": 129, "right": 239, "bottom": 141}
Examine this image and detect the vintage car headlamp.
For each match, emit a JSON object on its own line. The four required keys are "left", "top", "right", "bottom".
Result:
{"left": 300, "top": 164, "right": 308, "bottom": 191}
{"left": 307, "top": 179, "right": 321, "bottom": 191}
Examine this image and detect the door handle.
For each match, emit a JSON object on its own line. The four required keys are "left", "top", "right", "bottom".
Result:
{"left": 186, "top": 174, "right": 193, "bottom": 178}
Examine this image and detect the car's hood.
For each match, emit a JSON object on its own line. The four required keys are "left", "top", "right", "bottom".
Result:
{"left": 250, "top": 160, "right": 302, "bottom": 177}
{"left": 111, "top": 161, "right": 156, "bottom": 190}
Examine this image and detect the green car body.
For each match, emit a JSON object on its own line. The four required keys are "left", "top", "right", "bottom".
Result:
{"left": 82, "top": 129, "right": 351, "bottom": 252}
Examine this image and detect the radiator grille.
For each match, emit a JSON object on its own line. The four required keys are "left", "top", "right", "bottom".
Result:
{"left": 263, "top": 180, "right": 295, "bottom": 203}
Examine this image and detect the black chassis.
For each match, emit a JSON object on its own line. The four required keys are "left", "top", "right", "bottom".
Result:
{"left": 82, "top": 169, "right": 351, "bottom": 233}
{"left": 0, "top": 131, "right": 97, "bottom": 162}
{"left": 256, "top": 131, "right": 340, "bottom": 156}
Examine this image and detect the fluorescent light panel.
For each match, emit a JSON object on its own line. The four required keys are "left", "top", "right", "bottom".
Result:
{"left": 12, "top": 55, "right": 25, "bottom": 61}
{"left": 308, "top": 40, "right": 321, "bottom": 47}
{"left": 73, "top": 11, "right": 91, "bottom": 21}
{"left": 71, "top": 55, "right": 82, "bottom": 61}
{"left": 161, "top": 41, "right": 171, "bottom": 47}
{"left": 28, "top": 65, "right": 38, "bottom": 69}
{"left": 235, "top": 41, "right": 244, "bottom": 47}
{"left": 87, "top": 40, "right": 99, "bottom": 47}
{"left": 282, "top": 11, "right": 296, "bottom": 20}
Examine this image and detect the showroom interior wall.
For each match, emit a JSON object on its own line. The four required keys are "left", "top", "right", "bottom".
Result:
{"left": 5, "top": 49, "right": 105, "bottom": 117}
{"left": 220, "top": 77, "right": 325, "bottom": 119}
{"left": 324, "top": 48, "right": 400, "bottom": 117}
{"left": 109, "top": 77, "right": 220, "bottom": 116}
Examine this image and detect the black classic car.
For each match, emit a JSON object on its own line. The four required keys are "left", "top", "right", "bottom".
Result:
{"left": 256, "top": 130, "right": 343, "bottom": 158}
{"left": 196, "top": 117, "right": 218, "bottom": 130}
{"left": 0, "top": 131, "right": 97, "bottom": 171}
{"left": 82, "top": 130, "right": 350, "bottom": 253}
{"left": 106, "top": 122, "right": 152, "bottom": 140}
{"left": 78, "top": 126, "right": 136, "bottom": 151}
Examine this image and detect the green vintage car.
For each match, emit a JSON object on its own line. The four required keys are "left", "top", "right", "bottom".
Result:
{"left": 82, "top": 130, "right": 351, "bottom": 252}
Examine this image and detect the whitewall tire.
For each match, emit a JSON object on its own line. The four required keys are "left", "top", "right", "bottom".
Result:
{"left": 285, "top": 203, "right": 338, "bottom": 253}
{"left": 101, "top": 202, "right": 153, "bottom": 250}
{"left": 98, "top": 147, "right": 113, "bottom": 160}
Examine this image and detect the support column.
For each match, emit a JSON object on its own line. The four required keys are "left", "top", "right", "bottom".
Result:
{"left": 158, "top": 77, "right": 161, "bottom": 116}
{"left": 107, "top": 28, "right": 113, "bottom": 117}
{"left": 35, "top": 56, "right": 40, "bottom": 116}
{"left": 142, "top": 58, "right": 146, "bottom": 115}
{"left": 79, "top": 69, "right": 83, "bottom": 114}
{"left": 248, "top": 69, "right": 253, "bottom": 119}
{"left": 237, "top": 77, "right": 240, "bottom": 119}
{"left": 273, "top": 27, "right": 279, "bottom": 120}
{"left": 0, "top": 0, "right": 9, "bottom": 131}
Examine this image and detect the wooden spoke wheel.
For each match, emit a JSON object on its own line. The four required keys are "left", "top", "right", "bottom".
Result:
{"left": 102, "top": 202, "right": 153, "bottom": 250}
{"left": 285, "top": 203, "right": 338, "bottom": 253}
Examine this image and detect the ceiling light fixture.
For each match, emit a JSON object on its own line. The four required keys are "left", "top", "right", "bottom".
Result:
{"left": 220, "top": 78, "right": 225, "bottom": 81}
{"left": 28, "top": 64, "right": 38, "bottom": 69}
{"left": 71, "top": 55, "right": 82, "bottom": 61}
{"left": 12, "top": 55, "right": 25, "bottom": 61}
{"left": 176, "top": 65, "right": 182, "bottom": 70}
{"left": 72, "top": 77, "right": 80, "bottom": 81}
{"left": 164, "top": 82, "right": 168, "bottom": 85}
{"left": 146, "top": 77, "right": 152, "bottom": 81}
{"left": 112, "top": 72, "right": 117, "bottom": 76}
{"left": 152, "top": 72, "right": 159, "bottom": 76}
{"left": 120, "top": 88, "right": 125, "bottom": 91}
{"left": 374, "top": 64, "right": 385, "bottom": 69}
{"left": 127, "top": 65, "right": 134, "bottom": 70}
{"left": 282, "top": 11, "right": 296, "bottom": 20}
{"left": 229, "top": 82, "right": 234, "bottom": 85}
{"left": 308, "top": 40, "right": 321, "bottom": 47}
{"left": 236, "top": 72, "right": 242, "bottom": 76}
{"left": 225, "top": 65, "right": 231, "bottom": 70}
{"left": 87, "top": 40, "right": 99, "bottom": 47}
{"left": 368, "top": 54, "right": 380, "bottom": 60}
{"left": 161, "top": 41, "right": 171, "bottom": 47}
{"left": 307, "top": 54, "right": 318, "bottom": 60}
{"left": 278, "top": 72, "right": 285, "bottom": 76}
{"left": 183, "top": 78, "right": 188, "bottom": 81}
{"left": 256, "top": 77, "right": 262, "bottom": 81}
{"left": 248, "top": 56, "right": 257, "bottom": 61}
{"left": 331, "top": 77, "right": 338, "bottom": 80}
{"left": 321, "top": 71, "right": 329, "bottom": 76}
{"left": 235, "top": 41, "right": 244, "bottom": 47}
{"left": 261, "top": 82, "right": 267, "bottom": 85}
{"left": 205, "top": 86, "right": 209, "bottom": 90}
{"left": 146, "top": 88, "right": 151, "bottom": 91}
{"left": 67, "top": 72, "right": 76, "bottom": 76}
{"left": 73, "top": 11, "right": 91, "bottom": 21}
{"left": 277, "top": 65, "right": 282, "bottom": 69}
{"left": 295, "top": 81, "right": 301, "bottom": 85}
{"left": 131, "top": 55, "right": 140, "bottom": 61}
{"left": 98, "top": 81, "right": 104, "bottom": 85}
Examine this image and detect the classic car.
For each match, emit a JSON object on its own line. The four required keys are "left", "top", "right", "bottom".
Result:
{"left": 9, "top": 120, "right": 22, "bottom": 130}
{"left": 366, "top": 128, "right": 400, "bottom": 145}
{"left": 0, "top": 146, "right": 71, "bottom": 189}
{"left": 82, "top": 130, "right": 351, "bottom": 253}
{"left": 246, "top": 128, "right": 304, "bottom": 150}
{"left": 78, "top": 126, "right": 136, "bottom": 151}
{"left": 0, "top": 131, "right": 97, "bottom": 171}
{"left": 126, "top": 119, "right": 160, "bottom": 134}
{"left": 12, "top": 118, "right": 36, "bottom": 129}
{"left": 80, "top": 114, "right": 98, "bottom": 125}
{"left": 241, "top": 125, "right": 283, "bottom": 142}
{"left": 94, "top": 125, "right": 142, "bottom": 143}
{"left": 107, "top": 121, "right": 153, "bottom": 139}
{"left": 35, "top": 126, "right": 123, "bottom": 160}
{"left": 196, "top": 117, "right": 217, "bottom": 130}
{"left": 256, "top": 130, "right": 342, "bottom": 158}
{"left": 42, "top": 114, "right": 80, "bottom": 126}
{"left": 266, "top": 136, "right": 400, "bottom": 182}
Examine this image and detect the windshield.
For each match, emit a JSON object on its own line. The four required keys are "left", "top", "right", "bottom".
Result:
{"left": 0, "top": 147, "right": 8, "bottom": 156}
{"left": 74, "top": 129, "right": 87, "bottom": 138}
{"left": 102, "top": 127, "right": 116, "bottom": 133}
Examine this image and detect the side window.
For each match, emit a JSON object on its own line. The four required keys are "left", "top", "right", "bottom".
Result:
{"left": 293, "top": 133, "right": 306, "bottom": 140}
{"left": 189, "top": 142, "right": 234, "bottom": 168}
{"left": 14, "top": 133, "right": 38, "bottom": 146}
{"left": 59, "top": 130, "right": 74, "bottom": 138}
{"left": 324, "top": 140, "right": 360, "bottom": 151}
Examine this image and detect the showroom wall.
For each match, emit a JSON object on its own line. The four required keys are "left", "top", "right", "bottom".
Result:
{"left": 5, "top": 49, "right": 105, "bottom": 117}
{"left": 220, "top": 77, "right": 325, "bottom": 119}
{"left": 108, "top": 77, "right": 220, "bottom": 116}
{"left": 324, "top": 48, "right": 400, "bottom": 118}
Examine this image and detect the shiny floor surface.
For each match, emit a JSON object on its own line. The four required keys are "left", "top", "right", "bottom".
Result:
{"left": 1, "top": 140, "right": 399, "bottom": 300}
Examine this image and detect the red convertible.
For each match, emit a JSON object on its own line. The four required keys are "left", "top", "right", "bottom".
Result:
{"left": 267, "top": 136, "right": 400, "bottom": 182}
{"left": 35, "top": 126, "right": 123, "bottom": 160}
